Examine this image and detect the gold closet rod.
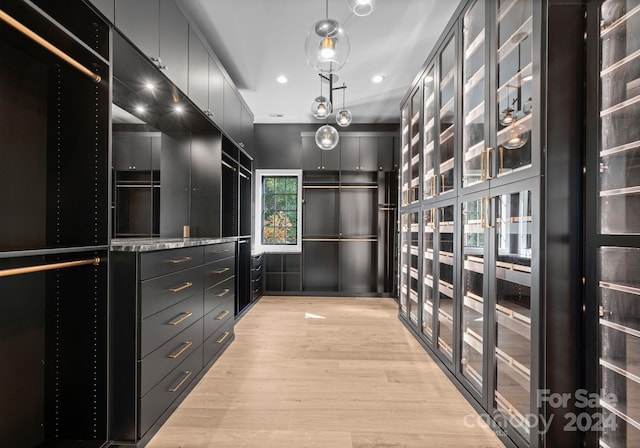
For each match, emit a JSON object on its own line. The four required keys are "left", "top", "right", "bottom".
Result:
{"left": 0, "top": 9, "right": 101, "bottom": 83}
{"left": 0, "top": 257, "right": 101, "bottom": 278}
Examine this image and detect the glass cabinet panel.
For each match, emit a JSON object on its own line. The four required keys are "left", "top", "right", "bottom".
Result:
{"left": 400, "top": 213, "right": 409, "bottom": 316}
{"left": 408, "top": 212, "right": 420, "bottom": 326}
{"left": 598, "top": 247, "right": 640, "bottom": 448}
{"left": 424, "top": 68, "right": 437, "bottom": 199}
{"left": 461, "top": 198, "right": 486, "bottom": 393}
{"left": 599, "top": 0, "right": 640, "bottom": 234}
{"left": 410, "top": 88, "right": 422, "bottom": 204}
{"left": 462, "top": 0, "right": 487, "bottom": 188}
{"left": 495, "top": 0, "right": 533, "bottom": 177}
{"left": 437, "top": 205, "right": 455, "bottom": 361}
{"left": 439, "top": 39, "right": 456, "bottom": 194}
{"left": 401, "top": 104, "right": 410, "bottom": 206}
{"left": 423, "top": 208, "right": 436, "bottom": 341}
{"left": 494, "top": 189, "right": 533, "bottom": 439}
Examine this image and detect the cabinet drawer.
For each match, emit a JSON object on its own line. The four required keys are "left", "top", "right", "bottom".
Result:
{"left": 251, "top": 267, "right": 262, "bottom": 281}
{"left": 203, "top": 320, "right": 233, "bottom": 365}
{"left": 204, "top": 242, "right": 235, "bottom": 264}
{"left": 251, "top": 253, "right": 263, "bottom": 269}
{"left": 203, "top": 276, "right": 235, "bottom": 316}
{"left": 138, "top": 344, "right": 203, "bottom": 439}
{"left": 140, "top": 318, "right": 203, "bottom": 398}
{"left": 140, "top": 293, "right": 203, "bottom": 358}
{"left": 141, "top": 266, "right": 203, "bottom": 319}
{"left": 141, "top": 246, "right": 204, "bottom": 280}
{"left": 204, "top": 296, "right": 234, "bottom": 340}
{"left": 203, "top": 257, "right": 235, "bottom": 290}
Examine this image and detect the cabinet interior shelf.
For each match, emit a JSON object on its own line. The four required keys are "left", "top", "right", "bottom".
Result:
{"left": 465, "top": 30, "right": 486, "bottom": 61}
{"left": 410, "top": 268, "right": 419, "bottom": 280}
{"left": 441, "top": 68, "right": 455, "bottom": 88}
{"left": 424, "top": 274, "right": 434, "bottom": 288}
{"left": 599, "top": 280, "right": 640, "bottom": 297}
{"left": 424, "top": 140, "right": 435, "bottom": 155}
{"left": 464, "top": 291, "right": 484, "bottom": 311}
{"left": 600, "top": 3, "right": 640, "bottom": 37}
{"left": 424, "top": 248, "right": 434, "bottom": 260}
{"left": 600, "top": 92, "right": 640, "bottom": 118}
{"left": 464, "top": 256, "right": 485, "bottom": 274}
{"left": 463, "top": 327, "right": 484, "bottom": 354}
{"left": 424, "top": 117, "right": 435, "bottom": 132}
{"left": 410, "top": 289, "right": 419, "bottom": 302}
{"left": 497, "top": 113, "right": 531, "bottom": 139}
{"left": 411, "top": 111, "right": 420, "bottom": 125}
{"left": 440, "top": 157, "right": 454, "bottom": 174}
{"left": 496, "top": 347, "right": 531, "bottom": 380}
{"left": 438, "top": 338, "right": 454, "bottom": 358}
{"left": 464, "top": 140, "right": 486, "bottom": 162}
{"left": 439, "top": 279, "right": 454, "bottom": 298}
{"left": 439, "top": 250, "right": 454, "bottom": 266}
{"left": 497, "top": 16, "right": 532, "bottom": 64}
{"left": 464, "top": 364, "right": 483, "bottom": 389}
{"left": 440, "top": 124, "right": 455, "bottom": 144}
{"left": 599, "top": 399, "right": 640, "bottom": 434}
{"left": 497, "top": 63, "right": 533, "bottom": 97}
{"left": 440, "top": 97, "right": 455, "bottom": 117}
{"left": 600, "top": 185, "right": 640, "bottom": 198}
{"left": 465, "top": 66, "right": 485, "bottom": 94}
{"left": 465, "top": 101, "right": 485, "bottom": 125}
{"left": 496, "top": 264, "right": 531, "bottom": 287}
{"left": 497, "top": 306, "right": 531, "bottom": 339}
{"left": 403, "top": 125, "right": 409, "bottom": 135}
{"left": 495, "top": 392, "right": 530, "bottom": 435}
{"left": 600, "top": 359, "right": 640, "bottom": 387}
{"left": 600, "top": 139, "right": 640, "bottom": 158}
{"left": 601, "top": 48, "right": 640, "bottom": 77}
{"left": 425, "top": 92, "right": 435, "bottom": 107}
{"left": 600, "top": 318, "right": 640, "bottom": 339}
{"left": 411, "top": 133, "right": 420, "bottom": 147}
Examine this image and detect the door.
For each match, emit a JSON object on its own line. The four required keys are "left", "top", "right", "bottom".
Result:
{"left": 160, "top": 0, "right": 188, "bottom": 92}
{"left": 435, "top": 202, "right": 456, "bottom": 364}
{"left": 188, "top": 27, "right": 209, "bottom": 112}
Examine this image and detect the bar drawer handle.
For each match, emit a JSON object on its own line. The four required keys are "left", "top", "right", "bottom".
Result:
{"left": 216, "top": 288, "right": 231, "bottom": 297}
{"left": 215, "top": 331, "right": 230, "bottom": 344}
{"left": 169, "top": 282, "right": 193, "bottom": 293}
{"left": 212, "top": 267, "right": 230, "bottom": 275}
{"left": 215, "top": 249, "right": 230, "bottom": 254}
{"left": 166, "top": 256, "right": 193, "bottom": 264}
{"left": 168, "top": 370, "right": 192, "bottom": 392}
{"left": 215, "top": 310, "right": 230, "bottom": 321}
{"left": 167, "top": 311, "right": 193, "bottom": 326}
{"left": 168, "top": 341, "right": 193, "bottom": 359}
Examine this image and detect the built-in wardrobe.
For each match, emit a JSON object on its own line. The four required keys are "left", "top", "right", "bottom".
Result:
{"left": 398, "top": 0, "right": 587, "bottom": 447}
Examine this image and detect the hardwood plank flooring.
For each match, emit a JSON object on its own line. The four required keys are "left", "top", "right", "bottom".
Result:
{"left": 148, "top": 296, "right": 503, "bottom": 448}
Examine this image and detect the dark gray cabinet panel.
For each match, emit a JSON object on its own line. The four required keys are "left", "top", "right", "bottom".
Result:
{"left": 303, "top": 188, "right": 338, "bottom": 237}
{"left": 302, "top": 136, "right": 322, "bottom": 170}
{"left": 340, "top": 241, "right": 376, "bottom": 292}
{"left": 340, "top": 136, "right": 360, "bottom": 171}
{"left": 323, "top": 142, "right": 341, "bottom": 171}
{"left": 159, "top": 0, "right": 188, "bottom": 92}
{"left": 90, "top": 0, "right": 114, "bottom": 22}
{"left": 115, "top": 0, "right": 158, "bottom": 59}
{"left": 113, "top": 133, "right": 153, "bottom": 171}
{"left": 378, "top": 136, "right": 395, "bottom": 171}
{"left": 223, "top": 78, "right": 242, "bottom": 143}
{"left": 240, "top": 105, "right": 253, "bottom": 153}
{"left": 340, "top": 188, "right": 377, "bottom": 237}
{"left": 160, "top": 132, "right": 190, "bottom": 237}
{"left": 208, "top": 58, "right": 224, "bottom": 124}
{"left": 190, "top": 133, "right": 221, "bottom": 237}
{"left": 359, "top": 137, "right": 378, "bottom": 171}
{"left": 188, "top": 27, "right": 209, "bottom": 112}
{"left": 303, "top": 241, "right": 339, "bottom": 291}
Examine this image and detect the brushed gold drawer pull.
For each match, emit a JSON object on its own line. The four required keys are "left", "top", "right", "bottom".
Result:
{"left": 215, "top": 331, "right": 230, "bottom": 344}
{"left": 168, "top": 341, "right": 193, "bottom": 359}
{"left": 215, "top": 310, "right": 230, "bottom": 320}
{"left": 216, "top": 288, "right": 230, "bottom": 297}
{"left": 212, "top": 267, "right": 230, "bottom": 275}
{"left": 167, "top": 311, "right": 192, "bottom": 326}
{"left": 168, "top": 370, "right": 192, "bottom": 392}
{"left": 169, "top": 282, "right": 193, "bottom": 293}
{"left": 166, "top": 256, "right": 193, "bottom": 264}
{"left": 214, "top": 249, "right": 230, "bottom": 254}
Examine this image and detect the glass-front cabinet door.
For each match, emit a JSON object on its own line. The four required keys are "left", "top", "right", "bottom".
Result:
{"left": 423, "top": 208, "right": 436, "bottom": 341}
{"left": 461, "top": 196, "right": 487, "bottom": 397}
{"left": 436, "top": 204, "right": 456, "bottom": 363}
{"left": 462, "top": 0, "right": 488, "bottom": 189}
{"left": 423, "top": 67, "right": 437, "bottom": 200}
{"left": 399, "top": 213, "right": 410, "bottom": 317}
{"left": 439, "top": 38, "right": 457, "bottom": 196}
{"left": 494, "top": 0, "right": 534, "bottom": 180}
{"left": 410, "top": 88, "right": 422, "bottom": 204}
{"left": 408, "top": 211, "right": 420, "bottom": 327}
{"left": 401, "top": 104, "right": 410, "bottom": 207}
{"left": 493, "top": 188, "right": 534, "bottom": 441}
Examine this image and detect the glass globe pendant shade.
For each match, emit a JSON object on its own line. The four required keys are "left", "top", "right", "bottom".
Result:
{"left": 315, "top": 124, "right": 340, "bottom": 150}
{"left": 348, "top": 0, "right": 376, "bottom": 16}
{"left": 311, "top": 96, "right": 332, "bottom": 119}
{"left": 499, "top": 107, "right": 520, "bottom": 126}
{"left": 501, "top": 124, "right": 529, "bottom": 150}
{"left": 305, "top": 19, "right": 350, "bottom": 73}
{"left": 336, "top": 109, "right": 352, "bottom": 127}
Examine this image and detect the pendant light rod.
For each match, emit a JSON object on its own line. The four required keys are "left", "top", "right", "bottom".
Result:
{"left": 319, "top": 73, "right": 346, "bottom": 110}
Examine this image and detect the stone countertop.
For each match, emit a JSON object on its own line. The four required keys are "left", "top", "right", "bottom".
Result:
{"left": 110, "top": 237, "right": 238, "bottom": 252}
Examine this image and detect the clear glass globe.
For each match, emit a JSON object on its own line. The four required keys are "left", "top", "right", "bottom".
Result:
{"left": 348, "top": 0, "right": 376, "bottom": 16}
{"left": 311, "top": 96, "right": 332, "bottom": 119}
{"left": 336, "top": 109, "right": 352, "bottom": 127}
{"left": 501, "top": 124, "right": 529, "bottom": 150}
{"left": 315, "top": 124, "right": 340, "bottom": 150}
{"left": 305, "top": 19, "right": 350, "bottom": 73}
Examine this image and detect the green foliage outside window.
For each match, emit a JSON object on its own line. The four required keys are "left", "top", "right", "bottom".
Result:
{"left": 262, "top": 176, "right": 298, "bottom": 245}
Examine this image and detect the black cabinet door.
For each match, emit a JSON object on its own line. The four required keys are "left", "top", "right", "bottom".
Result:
{"left": 159, "top": 0, "right": 188, "bottom": 92}
{"left": 240, "top": 106, "right": 253, "bottom": 153}
{"left": 208, "top": 58, "right": 224, "bottom": 125}
{"left": 377, "top": 136, "right": 395, "bottom": 172}
{"left": 340, "top": 241, "right": 376, "bottom": 292}
{"left": 303, "top": 188, "right": 338, "bottom": 237}
{"left": 322, "top": 143, "right": 341, "bottom": 171}
{"left": 359, "top": 137, "right": 378, "bottom": 171}
{"left": 301, "top": 136, "right": 322, "bottom": 170}
{"left": 113, "top": 133, "right": 152, "bottom": 171}
{"left": 188, "top": 27, "right": 209, "bottom": 112}
{"left": 340, "top": 136, "right": 359, "bottom": 171}
{"left": 160, "top": 132, "right": 190, "bottom": 236}
{"left": 190, "top": 133, "right": 221, "bottom": 237}
{"left": 303, "top": 241, "right": 339, "bottom": 291}
{"left": 223, "top": 79, "right": 242, "bottom": 144}
{"left": 115, "top": 0, "right": 159, "bottom": 60}
{"left": 90, "top": 0, "right": 114, "bottom": 22}
{"left": 340, "top": 188, "right": 377, "bottom": 237}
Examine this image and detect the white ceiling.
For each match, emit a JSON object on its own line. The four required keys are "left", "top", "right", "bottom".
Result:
{"left": 178, "top": 0, "right": 460, "bottom": 124}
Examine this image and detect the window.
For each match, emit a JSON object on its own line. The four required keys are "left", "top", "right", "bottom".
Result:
{"left": 254, "top": 170, "right": 302, "bottom": 253}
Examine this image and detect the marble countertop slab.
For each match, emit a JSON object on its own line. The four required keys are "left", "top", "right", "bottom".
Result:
{"left": 111, "top": 237, "right": 238, "bottom": 252}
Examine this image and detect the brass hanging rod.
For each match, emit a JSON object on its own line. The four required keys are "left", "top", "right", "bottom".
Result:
{"left": 0, "top": 9, "right": 101, "bottom": 83}
{"left": 0, "top": 257, "right": 101, "bottom": 278}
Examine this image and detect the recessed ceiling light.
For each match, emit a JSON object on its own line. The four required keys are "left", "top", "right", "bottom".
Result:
{"left": 145, "top": 81, "right": 155, "bottom": 91}
{"left": 277, "top": 75, "right": 288, "bottom": 84}
{"left": 372, "top": 74, "right": 385, "bottom": 84}
{"left": 174, "top": 105, "right": 184, "bottom": 114}
{"left": 135, "top": 105, "right": 146, "bottom": 114}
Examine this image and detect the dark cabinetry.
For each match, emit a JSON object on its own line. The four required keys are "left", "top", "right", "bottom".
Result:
{"left": 302, "top": 135, "right": 341, "bottom": 171}
{"left": 188, "top": 26, "right": 210, "bottom": 113}
{"left": 110, "top": 242, "right": 235, "bottom": 446}
{"left": 251, "top": 252, "right": 263, "bottom": 302}
{"left": 264, "top": 254, "right": 302, "bottom": 292}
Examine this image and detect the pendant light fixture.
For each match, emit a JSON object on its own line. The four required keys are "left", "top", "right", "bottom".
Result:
{"left": 311, "top": 75, "right": 332, "bottom": 119}
{"left": 501, "top": 124, "right": 529, "bottom": 150}
{"left": 315, "top": 124, "right": 340, "bottom": 150}
{"left": 336, "top": 82, "right": 352, "bottom": 127}
{"left": 348, "top": 0, "right": 376, "bottom": 17}
{"left": 305, "top": 0, "right": 350, "bottom": 73}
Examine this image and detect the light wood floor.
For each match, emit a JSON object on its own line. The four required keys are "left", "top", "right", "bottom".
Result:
{"left": 148, "top": 296, "right": 503, "bottom": 448}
